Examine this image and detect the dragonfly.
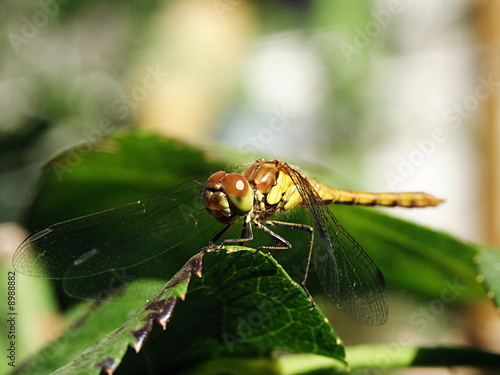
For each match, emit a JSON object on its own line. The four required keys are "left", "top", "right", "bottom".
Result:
{"left": 13, "top": 159, "right": 443, "bottom": 325}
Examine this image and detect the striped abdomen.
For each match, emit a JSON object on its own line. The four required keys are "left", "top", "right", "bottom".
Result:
{"left": 308, "top": 178, "right": 443, "bottom": 208}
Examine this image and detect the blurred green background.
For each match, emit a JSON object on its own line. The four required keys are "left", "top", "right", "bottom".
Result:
{"left": 1, "top": 0, "right": 499, "bottom": 373}
{"left": 1, "top": 0, "right": 485, "bottom": 237}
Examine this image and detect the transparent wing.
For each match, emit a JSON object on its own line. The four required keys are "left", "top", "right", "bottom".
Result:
{"left": 281, "top": 163, "right": 388, "bottom": 325}
{"left": 12, "top": 180, "right": 217, "bottom": 282}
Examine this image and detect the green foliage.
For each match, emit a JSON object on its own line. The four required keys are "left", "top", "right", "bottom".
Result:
{"left": 19, "top": 248, "right": 344, "bottom": 375}
{"left": 12, "top": 131, "right": 499, "bottom": 374}
{"left": 333, "top": 205, "right": 485, "bottom": 301}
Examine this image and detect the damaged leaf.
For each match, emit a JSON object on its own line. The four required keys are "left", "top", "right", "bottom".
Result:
{"left": 17, "top": 248, "right": 344, "bottom": 375}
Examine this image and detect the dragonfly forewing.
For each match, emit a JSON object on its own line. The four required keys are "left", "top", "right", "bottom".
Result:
{"left": 13, "top": 180, "right": 215, "bottom": 284}
{"left": 282, "top": 164, "right": 388, "bottom": 325}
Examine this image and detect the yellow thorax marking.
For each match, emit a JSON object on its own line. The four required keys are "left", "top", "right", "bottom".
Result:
{"left": 266, "top": 171, "right": 303, "bottom": 210}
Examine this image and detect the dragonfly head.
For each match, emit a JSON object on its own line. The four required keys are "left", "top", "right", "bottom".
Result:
{"left": 203, "top": 171, "right": 254, "bottom": 224}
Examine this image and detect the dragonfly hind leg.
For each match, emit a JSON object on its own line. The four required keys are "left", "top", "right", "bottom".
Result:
{"left": 261, "top": 220, "right": 314, "bottom": 252}
{"left": 262, "top": 220, "right": 316, "bottom": 306}
{"left": 217, "top": 218, "right": 295, "bottom": 253}
{"left": 252, "top": 220, "right": 292, "bottom": 252}
{"left": 216, "top": 216, "right": 295, "bottom": 251}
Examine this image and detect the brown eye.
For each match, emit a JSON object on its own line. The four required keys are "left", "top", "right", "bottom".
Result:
{"left": 221, "top": 174, "right": 249, "bottom": 197}
{"left": 206, "top": 171, "right": 226, "bottom": 184}
{"left": 221, "top": 174, "right": 254, "bottom": 215}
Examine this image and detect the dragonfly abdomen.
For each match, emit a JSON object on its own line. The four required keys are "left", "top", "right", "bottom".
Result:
{"left": 308, "top": 178, "right": 443, "bottom": 208}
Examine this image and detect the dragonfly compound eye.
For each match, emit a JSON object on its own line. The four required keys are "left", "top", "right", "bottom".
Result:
{"left": 203, "top": 171, "right": 254, "bottom": 223}
{"left": 221, "top": 173, "right": 254, "bottom": 216}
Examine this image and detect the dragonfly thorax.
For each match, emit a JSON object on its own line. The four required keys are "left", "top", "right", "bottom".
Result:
{"left": 202, "top": 171, "right": 254, "bottom": 224}
{"left": 243, "top": 160, "right": 304, "bottom": 215}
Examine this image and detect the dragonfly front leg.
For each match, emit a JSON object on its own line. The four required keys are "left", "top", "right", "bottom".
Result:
{"left": 200, "top": 226, "right": 232, "bottom": 253}
{"left": 219, "top": 215, "right": 254, "bottom": 248}
{"left": 211, "top": 224, "right": 232, "bottom": 243}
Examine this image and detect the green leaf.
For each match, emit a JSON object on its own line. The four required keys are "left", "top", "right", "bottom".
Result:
{"left": 27, "top": 130, "right": 225, "bottom": 228}
{"left": 17, "top": 248, "right": 345, "bottom": 375}
{"left": 14, "top": 129, "right": 498, "bottom": 374}
{"left": 331, "top": 205, "right": 487, "bottom": 301}
{"left": 473, "top": 246, "right": 500, "bottom": 307}
{"left": 346, "top": 344, "right": 500, "bottom": 371}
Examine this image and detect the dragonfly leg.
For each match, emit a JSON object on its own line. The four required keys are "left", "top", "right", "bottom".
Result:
{"left": 238, "top": 220, "right": 261, "bottom": 254}
{"left": 209, "top": 223, "right": 234, "bottom": 252}
{"left": 198, "top": 243, "right": 220, "bottom": 253}
{"left": 263, "top": 220, "right": 313, "bottom": 252}
{"left": 219, "top": 216, "right": 254, "bottom": 248}
{"left": 253, "top": 220, "right": 292, "bottom": 252}
{"left": 299, "top": 283, "right": 316, "bottom": 309}
{"left": 264, "top": 220, "right": 316, "bottom": 306}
